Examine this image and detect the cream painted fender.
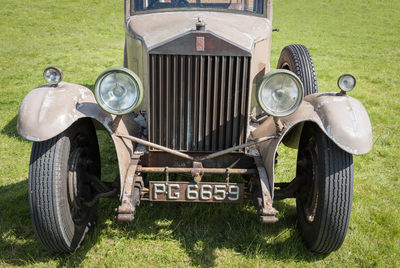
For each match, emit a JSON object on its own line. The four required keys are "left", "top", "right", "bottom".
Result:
{"left": 18, "top": 82, "right": 114, "bottom": 141}
{"left": 251, "top": 93, "right": 373, "bottom": 196}
{"left": 17, "top": 82, "right": 140, "bottom": 189}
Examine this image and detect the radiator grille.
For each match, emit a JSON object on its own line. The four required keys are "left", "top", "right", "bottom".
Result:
{"left": 149, "top": 54, "right": 251, "bottom": 151}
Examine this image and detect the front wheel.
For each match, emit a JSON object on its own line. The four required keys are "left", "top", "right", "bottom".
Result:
{"left": 296, "top": 123, "right": 353, "bottom": 253}
{"left": 28, "top": 119, "right": 101, "bottom": 252}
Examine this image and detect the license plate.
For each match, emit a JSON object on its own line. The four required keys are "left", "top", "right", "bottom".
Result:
{"left": 149, "top": 181, "right": 244, "bottom": 203}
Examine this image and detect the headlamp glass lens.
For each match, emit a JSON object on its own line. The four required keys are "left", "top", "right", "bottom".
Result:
{"left": 44, "top": 67, "right": 62, "bottom": 84}
{"left": 261, "top": 74, "right": 299, "bottom": 114}
{"left": 338, "top": 74, "right": 356, "bottom": 92}
{"left": 257, "top": 70, "right": 303, "bottom": 117}
{"left": 95, "top": 68, "right": 142, "bottom": 115}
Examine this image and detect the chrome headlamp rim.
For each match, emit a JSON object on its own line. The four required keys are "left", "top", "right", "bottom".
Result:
{"left": 256, "top": 69, "right": 304, "bottom": 118}
{"left": 43, "top": 66, "right": 63, "bottom": 85}
{"left": 337, "top": 73, "right": 356, "bottom": 92}
{"left": 94, "top": 67, "right": 143, "bottom": 115}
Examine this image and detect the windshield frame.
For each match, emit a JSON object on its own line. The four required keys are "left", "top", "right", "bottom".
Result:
{"left": 128, "top": 0, "right": 268, "bottom": 18}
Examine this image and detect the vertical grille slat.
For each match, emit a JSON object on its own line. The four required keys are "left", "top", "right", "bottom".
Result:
{"left": 150, "top": 55, "right": 156, "bottom": 145}
{"left": 198, "top": 56, "right": 205, "bottom": 150}
{"left": 186, "top": 56, "right": 193, "bottom": 150}
{"left": 165, "top": 55, "right": 171, "bottom": 148}
{"left": 172, "top": 55, "right": 178, "bottom": 148}
{"left": 193, "top": 56, "right": 200, "bottom": 150}
{"left": 158, "top": 55, "right": 164, "bottom": 146}
{"left": 239, "top": 57, "right": 250, "bottom": 144}
{"left": 149, "top": 54, "right": 250, "bottom": 152}
{"left": 211, "top": 56, "right": 220, "bottom": 151}
{"left": 179, "top": 56, "right": 186, "bottom": 150}
{"left": 232, "top": 56, "right": 241, "bottom": 146}
{"left": 218, "top": 56, "right": 227, "bottom": 150}
{"left": 205, "top": 56, "right": 213, "bottom": 151}
{"left": 225, "top": 56, "right": 234, "bottom": 148}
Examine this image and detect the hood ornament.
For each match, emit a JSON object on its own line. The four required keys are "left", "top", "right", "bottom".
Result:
{"left": 195, "top": 17, "right": 206, "bottom": 31}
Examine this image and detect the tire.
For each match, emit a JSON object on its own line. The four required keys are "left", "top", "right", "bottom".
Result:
{"left": 296, "top": 123, "right": 353, "bottom": 253}
{"left": 28, "top": 118, "right": 101, "bottom": 253}
{"left": 123, "top": 39, "right": 128, "bottom": 68}
{"left": 277, "top": 44, "right": 318, "bottom": 96}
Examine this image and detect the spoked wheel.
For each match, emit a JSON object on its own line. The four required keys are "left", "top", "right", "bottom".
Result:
{"left": 277, "top": 44, "right": 318, "bottom": 96}
{"left": 296, "top": 123, "right": 353, "bottom": 253}
{"left": 28, "top": 119, "right": 100, "bottom": 252}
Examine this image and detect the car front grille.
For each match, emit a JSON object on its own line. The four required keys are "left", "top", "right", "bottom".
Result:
{"left": 149, "top": 54, "right": 251, "bottom": 151}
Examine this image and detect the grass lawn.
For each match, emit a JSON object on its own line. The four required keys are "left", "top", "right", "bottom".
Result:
{"left": 1, "top": 0, "right": 399, "bottom": 266}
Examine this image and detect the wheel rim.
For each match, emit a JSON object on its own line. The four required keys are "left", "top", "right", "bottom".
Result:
{"left": 67, "top": 134, "right": 95, "bottom": 224}
{"left": 298, "top": 135, "right": 319, "bottom": 223}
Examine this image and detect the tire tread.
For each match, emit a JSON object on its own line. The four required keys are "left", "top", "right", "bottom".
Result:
{"left": 277, "top": 44, "right": 318, "bottom": 95}
{"left": 29, "top": 136, "right": 71, "bottom": 252}
{"left": 313, "top": 136, "right": 353, "bottom": 253}
{"left": 296, "top": 124, "right": 353, "bottom": 253}
{"left": 28, "top": 119, "right": 99, "bottom": 253}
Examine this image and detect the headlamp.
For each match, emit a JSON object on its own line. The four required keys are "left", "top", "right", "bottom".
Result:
{"left": 43, "top": 66, "right": 63, "bottom": 85}
{"left": 256, "top": 69, "right": 304, "bottom": 117}
{"left": 337, "top": 74, "right": 356, "bottom": 92}
{"left": 94, "top": 67, "right": 143, "bottom": 115}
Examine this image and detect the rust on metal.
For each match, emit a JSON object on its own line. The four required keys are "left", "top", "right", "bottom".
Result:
{"left": 253, "top": 155, "right": 278, "bottom": 221}
{"left": 141, "top": 151, "right": 256, "bottom": 169}
{"left": 117, "top": 132, "right": 275, "bottom": 163}
{"left": 225, "top": 168, "right": 230, "bottom": 183}
{"left": 149, "top": 181, "right": 245, "bottom": 203}
{"left": 273, "top": 117, "right": 284, "bottom": 134}
{"left": 111, "top": 115, "right": 123, "bottom": 131}
{"left": 138, "top": 166, "right": 257, "bottom": 175}
{"left": 116, "top": 133, "right": 195, "bottom": 160}
{"left": 117, "top": 214, "right": 135, "bottom": 221}
{"left": 260, "top": 215, "right": 279, "bottom": 223}
{"left": 197, "top": 135, "right": 276, "bottom": 161}
{"left": 84, "top": 188, "right": 117, "bottom": 208}
{"left": 117, "top": 159, "right": 142, "bottom": 221}
{"left": 191, "top": 161, "right": 204, "bottom": 183}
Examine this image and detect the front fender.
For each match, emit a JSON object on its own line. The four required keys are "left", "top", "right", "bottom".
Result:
{"left": 17, "top": 82, "right": 141, "bottom": 189}
{"left": 17, "top": 82, "right": 114, "bottom": 141}
{"left": 252, "top": 92, "right": 372, "bottom": 196}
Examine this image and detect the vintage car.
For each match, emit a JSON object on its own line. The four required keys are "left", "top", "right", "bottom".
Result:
{"left": 18, "top": 0, "right": 372, "bottom": 253}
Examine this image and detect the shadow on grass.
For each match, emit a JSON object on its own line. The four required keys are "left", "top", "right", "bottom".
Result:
{"left": 0, "top": 180, "right": 102, "bottom": 266}
{"left": 0, "top": 179, "right": 327, "bottom": 266}
{"left": 109, "top": 201, "right": 327, "bottom": 267}
{"left": 0, "top": 115, "right": 29, "bottom": 142}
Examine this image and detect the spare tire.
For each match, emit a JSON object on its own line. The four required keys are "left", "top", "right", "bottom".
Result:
{"left": 277, "top": 44, "right": 318, "bottom": 96}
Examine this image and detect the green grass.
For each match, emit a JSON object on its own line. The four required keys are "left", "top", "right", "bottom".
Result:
{"left": 1, "top": 0, "right": 399, "bottom": 266}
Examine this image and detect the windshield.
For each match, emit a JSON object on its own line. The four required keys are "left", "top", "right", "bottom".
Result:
{"left": 133, "top": 0, "right": 264, "bottom": 15}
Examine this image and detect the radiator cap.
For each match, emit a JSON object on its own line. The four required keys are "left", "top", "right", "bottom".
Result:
{"left": 195, "top": 17, "right": 206, "bottom": 31}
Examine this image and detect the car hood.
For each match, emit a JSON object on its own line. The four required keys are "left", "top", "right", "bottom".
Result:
{"left": 126, "top": 11, "right": 271, "bottom": 52}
